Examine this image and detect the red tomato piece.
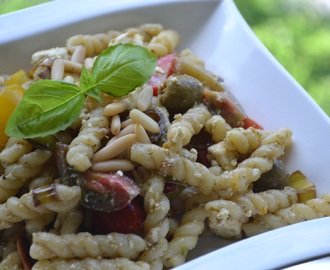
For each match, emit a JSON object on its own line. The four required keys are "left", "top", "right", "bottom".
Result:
{"left": 79, "top": 170, "right": 140, "bottom": 212}
{"left": 219, "top": 98, "right": 246, "bottom": 128}
{"left": 243, "top": 117, "right": 263, "bottom": 129}
{"left": 87, "top": 196, "right": 146, "bottom": 236}
{"left": 148, "top": 53, "right": 176, "bottom": 96}
{"left": 202, "top": 92, "right": 246, "bottom": 128}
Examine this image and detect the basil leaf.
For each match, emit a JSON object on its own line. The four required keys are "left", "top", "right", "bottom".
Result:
{"left": 92, "top": 43, "right": 157, "bottom": 97}
{"left": 80, "top": 66, "right": 102, "bottom": 102}
{"left": 5, "top": 43, "right": 158, "bottom": 140}
{"left": 80, "top": 65, "right": 95, "bottom": 91}
{"left": 86, "top": 87, "right": 102, "bottom": 102}
{"left": 6, "top": 80, "right": 85, "bottom": 139}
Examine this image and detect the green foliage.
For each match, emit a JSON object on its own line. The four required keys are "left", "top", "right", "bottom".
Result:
{"left": 235, "top": 0, "right": 330, "bottom": 116}
{"left": 0, "top": 0, "right": 50, "bottom": 14}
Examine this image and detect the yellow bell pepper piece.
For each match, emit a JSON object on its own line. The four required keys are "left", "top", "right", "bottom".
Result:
{"left": 4, "top": 69, "right": 29, "bottom": 87}
{"left": 0, "top": 85, "right": 25, "bottom": 148}
{"left": 288, "top": 170, "right": 317, "bottom": 203}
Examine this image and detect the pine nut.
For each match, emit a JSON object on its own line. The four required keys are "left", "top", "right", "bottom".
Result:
{"left": 129, "top": 109, "right": 160, "bottom": 133}
{"left": 92, "top": 133, "right": 137, "bottom": 162}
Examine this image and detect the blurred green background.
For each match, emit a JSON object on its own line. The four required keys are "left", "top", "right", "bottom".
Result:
{"left": 0, "top": 0, "right": 50, "bottom": 14}
{"left": 235, "top": 0, "right": 330, "bottom": 116}
{"left": 1, "top": 0, "right": 330, "bottom": 116}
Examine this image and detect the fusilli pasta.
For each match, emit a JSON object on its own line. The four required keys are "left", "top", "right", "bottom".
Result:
{"left": 242, "top": 193, "right": 330, "bottom": 237}
{"left": 0, "top": 184, "right": 81, "bottom": 230}
{"left": 205, "top": 186, "right": 298, "bottom": 239}
{"left": 66, "top": 107, "right": 109, "bottom": 172}
{"left": 30, "top": 232, "right": 146, "bottom": 260}
{"left": 0, "top": 22, "right": 324, "bottom": 270}
{"left": 32, "top": 257, "right": 150, "bottom": 270}
{"left": 0, "top": 251, "right": 23, "bottom": 270}
{"left": 0, "top": 149, "right": 52, "bottom": 203}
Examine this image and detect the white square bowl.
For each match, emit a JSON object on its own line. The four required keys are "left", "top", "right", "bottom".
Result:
{"left": 1, "top": 0, "right": 330, "bottom": 269}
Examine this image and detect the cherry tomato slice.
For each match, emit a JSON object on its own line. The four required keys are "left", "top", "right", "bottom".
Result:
{"left": 86, "top": 196, "right": 146, "bottom": 236}
{"left": 79, "top": 170, "right": 140, "bottom": 212}
{"left": 243, "top": 117, "right": 263, "bottom": 129}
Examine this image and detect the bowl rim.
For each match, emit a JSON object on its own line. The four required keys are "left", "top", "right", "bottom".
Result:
{"left": 0, "top": 0, "right": 221, "bottom": 45}
{"left": 1, "top": 0, "right": 330, "bottom": 268}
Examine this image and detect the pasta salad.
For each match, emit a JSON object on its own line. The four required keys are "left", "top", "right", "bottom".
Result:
{"left": 0, "top": 23, "right": 328, "bottom": 270}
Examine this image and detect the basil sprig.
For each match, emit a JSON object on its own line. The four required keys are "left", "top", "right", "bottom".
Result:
{"left": 6, "top": 43, "right": 157, "bottom": 139}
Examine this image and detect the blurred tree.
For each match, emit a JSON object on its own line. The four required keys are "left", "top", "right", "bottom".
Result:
{"left": 235, "top": 0, "right": 330, "bottom": 116}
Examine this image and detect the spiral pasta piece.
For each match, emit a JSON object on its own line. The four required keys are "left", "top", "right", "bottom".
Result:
{"left": 232, "top": 186, "right": 298, "bottom": 216}
{"left": 0, "top": 184, "right": 81, "bottom": 230}
{"left": 130, "top": 143, "right": 216, "bottom": 195}
{"left": 139, "top": 174, "right": 170, "bottom": 269}
{"left": 139, "top": 23, "right": 164, "bottom": 41}
{"left": 165, "top": 104, "right": 212, "bottom": 152}
{"left": 0, "top": 137, "right": 32, "bottom": 166}
{"left": 251, "top": 128, "right": 292, "bottom": 160}
{"left": 25, "top": 212, "right": 56, "bottom": 236}
{"left": 28, "top": 174, "right": 54, "bottom": 191}
{"left": 4, "top": 149, "right": 52, "bottom": 180}
{"left": 139, "top": 238, "right": 168, "bottom": 270}
{"left": 66, "top": 33, "right": 113, "bottom": 57}
{"left": 142, "top": 174, "right": 170, "bottom": 243}
{"left": 230, "top": 128, "right": 292, "bottom": 185}
{"left": 30, "top": 232, "right": 146, "bottom": 260}
{"left": 213, "top": 127, "right": 291, "bottom": 197}
{"left": 205, "top": 115, "right": 231, "bottom": 143}
{"left": 208, "top": 127, "right": 264, "bottom": 170}
{"left": 0, "top": 176, "right": 25, "bottom": 205}
{"left": 66, "top": 107, "right": 109, "bottom": 172}
{"left": 242, "top": 193, "right": 330, "bottom": 237}
{"left": 224, "top": 127, "right": 263, "bottom": 154}
{"left": 53, "top": 207, "right": 83, "bottom": 235}
{"left": 32, "top": 257, "right": 150, "bottom": 270}
{"left": 206, "top": 200, "right": 245, "bottom": 239}
{"left": 109, "top": 28, "right": 145, "bottom": 47}
{"left": 162, "top": 206, "right": 207, "bottom": 268}
{"left": 147, "top": 29, "right": 180, "bottom": 57}
{"left": 0, "top": 149, "right": 52, "bottom": 203}
{"left": 207, "top": 142, "right": 238, "bottom": 171}
{"left": 205, "top": 187, "right": 298, "bottom": 239}
{"left": 0, "top": 251, "right": 23, "bottom": 270}
{"left": 109, "top": 24, "right": 168, "bottom": 55}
